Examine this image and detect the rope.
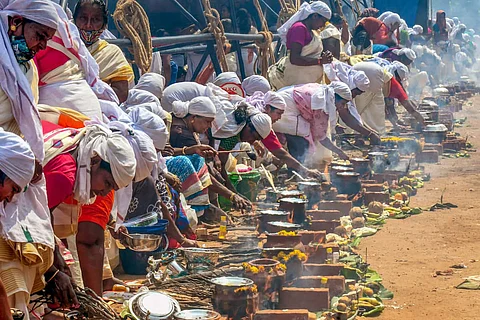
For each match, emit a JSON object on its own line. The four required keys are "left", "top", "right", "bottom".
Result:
{"left": 277, "top": 0, "right": 299, "bottom": 28}
{"left": 201, "top": 0, "right": 229, "bottom": 72}
{"left": 252, "top": 0, "right": 275, "bottom": 76}
{"left": 113, "top": 0, "right": 152, "bottom": 74}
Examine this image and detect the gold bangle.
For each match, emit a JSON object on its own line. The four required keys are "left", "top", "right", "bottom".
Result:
{"left": 182, "top": 146, "right": 187, "bottom": 155}
{"left": 46, "top": 270, "right": 60, "bottom": 283}
{"left": 229, "top": 193, "right": 236, "bottom": 201}
{"left": 180, "top": 238, "right": 186, "bottom": 245}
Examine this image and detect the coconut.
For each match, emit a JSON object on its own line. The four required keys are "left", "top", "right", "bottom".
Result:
{"left": 349, "top": 207, "right": 364, "bottom": 219}
{"left": 334, "top": 226, "right": 347, "bottom": 237}
{"left": 336, "top": 302, "right": 348, "bottom": 312}
{"left": 368, "top": 201, "right": 383, "bottom": 214}
{"left": 352, "top": 217, "right": 365, "bottom": 229}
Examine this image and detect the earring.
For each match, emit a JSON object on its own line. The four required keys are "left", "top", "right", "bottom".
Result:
{"left": 10, "top": 25, "right": 16, "bottom": 32}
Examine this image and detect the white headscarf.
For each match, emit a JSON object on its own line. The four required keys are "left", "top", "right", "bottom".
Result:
{"left": 172, "top": 96, "right": 217, "bottom": 119}
{"left": 386, "top": 61, "right": 409, "bottom": 82}
{"left": 392, "top": 48, "right": 416, "bottom": 61}
{"left": 127, "top": 107, "right": 169, "bottom": 150}
{"left": 134, "top": 73, "right": 166, "bottom": 99}
{"left": 250, "top": 112, "right": 272, "bottom": 139}
{"left": 309, "top": 82, "right": 351, "bottom": 130}
{"left": 213, "top": 72, "right": 241, "bottom": 86}
{"left": 212, "top": 101, "right": 271, "bottom": 139}
{"left": 412, "top": 25, "right": 423, "bottom": 35}
{"left": 246, "top": 91, "right": 287, "bottom": 112}
{"left": 75, "top": 124, "right": 136, "bottom": 204}
{"left": 121, "top": 88, "right": 167, "bottom": 119}
{"left": 0, "top": 0, "right": 59, "bottom": 161}
{"left": 379, "top": 12, "right": 401, "bottom": 30}
{"left": 108, "top": 121, "right": 157, "bottom": 182}
{"left": 278, "top": 1, "right": 332, "bottom": 43}
{"left": 0, "top": 128, "right": 35, "bottom": 190}
{"left": 241, "top": 75, "right": 271, "bottom": 96}
{"left": 324, "top": 61, "right": 370, "bottom": 91}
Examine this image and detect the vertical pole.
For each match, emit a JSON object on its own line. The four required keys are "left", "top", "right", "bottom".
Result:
{"left": 191, "top": 50, "right": 210, "bottom": 81}
{"left": 207, "top": 41, "right": 222, "bottom": 75}
{"left": 229, "top": 0, "right": 246, "bottom": 79}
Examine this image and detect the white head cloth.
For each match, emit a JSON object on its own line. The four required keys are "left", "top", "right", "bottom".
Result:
{"left": 172, "top": 96, "right": 217, "bottom": 119}
{"left": 309, "top": 81, "right": 351, "bottom": 130}
{"left": 108, "top": 121, "right": 157, "bottom": 182}
{"left": 392, "top": 48, "right": 416, "bottom": 61}
{"left": 379, "top": 12, "right": 401, "bottom": 30}
{"left": 278, "top": 1, "right": 332, "bottom": 43}
{"left": 453, "top": 17, "right": 460, "bottom": 25}
{"left": 122, "top": 88, "right": 167, "bottom": 119}
{"left": 75, "top": 124, "right": 136, "bottom": 204}
{"left": 412, "top": 44, "right": 424, "bottom": 58}
{"left": 386, "top": 61, "right": 409, "bottom": 82}
{"left": 51, "top": 2, "right": 119, "bottom": 103}
{"left": 324, "top": 61, "right": 370, "bottom": 91}
{"left": 250, "top": 112, "right": 272, "bottom": 139}
{"left": 246, "top": 91, "right": 287, "bottom": 112}
{"left": 242, "top": 75, "right": 271, "bottom": 96}
{"left": 126, "top": 107, "right": 169, "bottom": 150}
{"left": 213, "top": 72, "right": 241, "bottom": 86}
{"left": 412, "top": 25, "right": 423, "bottom": 35}
{"left": 0, "top": 128, "right": 35, "bottom": 189}
{"left": 0, "top": 0, "right": 59, "bottom": 161}
{"left": 212, "top": 101, "right": 271, "bottom": 139}
{"left": 134, "top": 73, "right": 166, "bottom": 99}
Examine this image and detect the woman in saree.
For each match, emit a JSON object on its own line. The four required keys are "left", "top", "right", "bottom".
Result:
{"left": 0, "top": 0, "right": 64, "bottom": 316}
{"left": 378, "top": 47, "right": 416, "bottom": 66}
{"left": 42, "top": 123, "right": 136, "bottom": 303}
{"left": 433, "top": 10, "right": 449, "bottom": 44}
{"left": 73, "top": 0, "right": 134, "bottom": 103}
{"left": 273, "top": 82, "right": 355, "bottom": 163}
{"left": 351, "top": 16, "right": 400, "bottom": 55}
{"left": 268, "top": 1, "right": 334, "bottom": 90}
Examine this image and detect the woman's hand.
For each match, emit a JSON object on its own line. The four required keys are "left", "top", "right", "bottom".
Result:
{"left": 162, "top": 145, "right": 175, "bottom": 157}
{"left": 305, "top": 168, "right": 326, "bottom": 181}
{"left": 31, "top": 159, "right": 43, "bottom": 183}
{"left": 231, "top": 193, "right": 252, "bottom": 211}
{"left": 320, "top": 51, "right": 334, "bottom": 64}
{"left": 368, "top": 132, "right": 382, "bottom": 145}
{"left": 253, "top": 141, "right": 266, "bottom": 157}
{"left": 337, "top": 150, "right": 350, "bottom": 160}
{"left": 181, "top": 238, "right": 199, "bottom": 247}
{"left": 164, "top": 172, "right": 182, "bottom": 192}
{"left": 46, "top": 270, "right": 79, "bottom": 308}
{"left": 188, "top": 145, "right": 217, "bottom": 158}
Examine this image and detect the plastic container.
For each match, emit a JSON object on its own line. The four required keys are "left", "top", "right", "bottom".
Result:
{"left": 326, "top": 248, "right": 333, "bottom": 264}
{"left": 332, "top": 252, "right": 340, "bottom": 264}
{"left": 219, "top": 216, "right": 227, "bottom": 240}
{"left": 123, "top": 212, "right": 158, "bottom": 228}
{"left": 320, "top": 277, "right": 328, "bottom": 288}
{"left": 219, "top": 171, "right": 261, "bottom": 210}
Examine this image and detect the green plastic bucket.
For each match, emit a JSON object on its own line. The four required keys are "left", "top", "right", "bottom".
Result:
{"left": 219, "top": 171, "right": 261, "bottom": 210}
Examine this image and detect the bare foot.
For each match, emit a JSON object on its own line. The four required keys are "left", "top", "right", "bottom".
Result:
{"left": 103, "top": 277, "right": 126, "bottom": 291}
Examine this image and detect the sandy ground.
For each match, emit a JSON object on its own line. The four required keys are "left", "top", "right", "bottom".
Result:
{"left": 358, "top": 95, "right": 480, "bottom": 320}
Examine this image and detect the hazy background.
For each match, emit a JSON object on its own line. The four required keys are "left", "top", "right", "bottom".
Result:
{"left": 432, "top": 0, "right": 480, "bottom": 31}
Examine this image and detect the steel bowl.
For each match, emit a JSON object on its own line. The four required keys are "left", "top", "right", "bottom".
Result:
{"left": 129, "top": 291, "right": 181, "bottom": 320}
{"left": 125, "top": 234, "right": 162, "bottom": 252}
{"left": 181, "top": 248, "right": 220, "bottom": 272}
{"left": 174, "top": 309, "right": 221, "bottom": 320}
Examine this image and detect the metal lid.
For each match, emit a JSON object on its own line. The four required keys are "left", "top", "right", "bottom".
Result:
{"left": 130, "top": 292, "right": 181, "bottom": 319}
{"left": 260, "top": 210, "right": 289, "bottom": 216}
{"left": 279, "top": 197, "right": 308, "bottom": 204}
{"left": 267, "top": 221, "right": 302, "bottom": 228}
{"left": 211, "top": 276, "right": 254, "bottom": 287}
{"left": 174, "top": 309, "right": 221, "bottom": 320}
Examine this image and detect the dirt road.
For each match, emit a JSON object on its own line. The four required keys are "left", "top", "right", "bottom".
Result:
{"left": 358, "top": 96, "right": 480, "bottom": 319}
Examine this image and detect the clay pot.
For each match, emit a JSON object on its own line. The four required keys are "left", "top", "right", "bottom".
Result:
{"left": 264, "top": 234, "right": 305, "bottom": 251}
{"left": 257, "top": 210, "right": 290, "bottom": 233}
{"left": 278, "top": 197, "right": 308, "bottom": 225}
{"left": 265, "top": 221, "right": 302, "bottom": 234}
{"left": 350, "top": 158, "right": 371, "bottom": 177}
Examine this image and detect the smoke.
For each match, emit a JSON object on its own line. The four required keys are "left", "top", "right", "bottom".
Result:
{"left": 432, "top": 0, "right": 480, "bottom": 32}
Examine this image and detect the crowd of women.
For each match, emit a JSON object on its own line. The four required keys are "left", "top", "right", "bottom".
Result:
{"left": 0, "top": 0, "right": 476, "bottom": 318}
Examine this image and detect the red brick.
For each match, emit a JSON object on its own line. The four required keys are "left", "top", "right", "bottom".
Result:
{"left": 293, "top": 275, "right": 346, "bottom": 297}
{"left": 318, "top": 201, "right": 352, "bottom": 216}
{"left": 424, "top": 143, "right": 443, "bottom": 155}
{"left": 372, "top": 172, "right": 400, "bottom": 184}
{"left": 303, "top": 263, "right": 345, "bottom": 276}
{"left": 364, "top": 192, "right": 390, "bottom": 205}
{"left": 298, "top": 230, "right": 326, "bottom": 245}
{"left": 306, "top": 243, "right": 340, "bottom": 264}
{"left": 254, "top": 309, "right": 311, "bottom": 320}
{"left": 279, "top": 288, "right": 329, "bottom": 311}
{"left": 307, "top": 210, "right": 343, "bottom": 221}
{"left": 362, "top": 184, "right": 385, "bottom": 193}
{"left": 416, "top": 150, "right": 439, "bottom": 163}
{"left": 309, "top": 220, "right": 341, "bottom": 233}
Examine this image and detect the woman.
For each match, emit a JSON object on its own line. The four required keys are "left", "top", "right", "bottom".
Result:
{"left": 210, "top": 101, "right": 272, "bottom": 192}
{"left": 273, "top": 82, "right": 354, "bottom": 162}
{"left": 433, "top": 10, "right": 449, "bottom": 44}
{"left": 378, "top": 12, "right": 401, "bottom": 45}
{"left": 242, "top": 75, "right": 271, "bottom": 96}
{"left": 0, "top": 129, "right": 36, "bottom": 318}
{"left": 168, "top": 97, "right": 250, "bottom": 211}
{"left": 161, "top": 81, "right": 208, "bottom": 112}
{"left": 320, "top": 14, "right": 342, "bottom": 60}
{"left": 0, "top": 0, "right": 64, "bottom": 315}
{"left": 378, "top": 47, "right": 416, "bottom": 66}
{"left": 351, "top": 16, "right": 399, "bottom": 55}
{"left": 73, "top": 0, "right": 134, "bottom": 102}
{"left": 352, "top": 61, "right": 424, "bottom": 135}
{"left": 268, "top": 1, "right": 333, "bottom": 90}
{"left": 42, "top": 123, "right": 136, "bottom": 302}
